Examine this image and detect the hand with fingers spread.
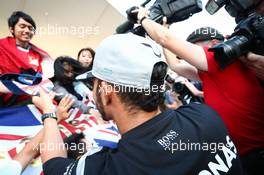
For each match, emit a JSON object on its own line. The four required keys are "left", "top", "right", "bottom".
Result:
{"left": 32, "top": 88, "right": 56, "bottom": 113}
{"left": 56, "top": 95, "right": 74, "bottom": 121}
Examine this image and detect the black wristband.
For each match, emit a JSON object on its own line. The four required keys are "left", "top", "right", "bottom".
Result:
{"left": 41, "top": 112, "right": 57, "bottom": 122}
{"left": 139, "top": 16, "right": 147, "bottom": 25}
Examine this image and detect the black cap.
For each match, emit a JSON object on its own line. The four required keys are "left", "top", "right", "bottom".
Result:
{"left": 186, "top": 27, "right": 224, "bottom": 43}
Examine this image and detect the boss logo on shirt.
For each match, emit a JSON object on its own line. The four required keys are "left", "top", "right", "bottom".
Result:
{"left": 157, "top": 130, "right": 179, "bottom": 151}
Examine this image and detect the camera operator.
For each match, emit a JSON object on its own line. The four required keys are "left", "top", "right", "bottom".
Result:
{"left": 165, "top": 73, "right": 204, "bottom": 106}
{"left": 204, "top": 0, "right": 264, "bottom": 87}
{"left": 163, "top": 26, "right": 223, "bottom": 96}
{"left": 130, "top": 7, "right": 264, "bottom": 174}
{"left": 33, "top": 34, "right": 243, "bottom": 175}
{"left": 239, "top": 1, "right": 264, "bottom": 85}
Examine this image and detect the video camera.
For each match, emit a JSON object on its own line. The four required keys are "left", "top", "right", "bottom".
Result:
{"left": 116, "top": 0, "right": 203, "bottom": 36}
{"left": 205, "top": 0, "right": 264, "bottom": 69}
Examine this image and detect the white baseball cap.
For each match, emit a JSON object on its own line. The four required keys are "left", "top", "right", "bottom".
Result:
{"left": 77, "top": 33, "right": 165, "bottom": 89}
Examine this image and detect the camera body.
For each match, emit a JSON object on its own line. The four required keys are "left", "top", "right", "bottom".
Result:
{"left": 148, "top": 0, "right": 203, "bottom": 24}
{"left": 209, "top": 13, "right": 264, "bottom": 68}
{"left": 117, "top": 0, "right": 203, "bottom": 36}
{"left": 165, "top": 75, "right": 203, "bottom": 105}
{"left": 206, "top": 0, "right": 262, "bottom": 18}
{"left": 205, "top": 0, "right": 264, "bottom": 68}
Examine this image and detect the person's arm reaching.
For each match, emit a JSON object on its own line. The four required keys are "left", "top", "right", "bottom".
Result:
{"left": 13, "top": 129, "right": 43, "bottom": 171}
{"left": 32, "top": 89, "right": 74, "bottom": 163}
{"left": 135, "top": 8, "right": 208, "bottom": 71}
{"left": 12, "top": 92, "right": 74, "bottom": 171}
{"left": 183, "top": 79, "right": 204, "bottom": 97}
{"left": 163, "top": 48, "right": 200, "bottom": 81}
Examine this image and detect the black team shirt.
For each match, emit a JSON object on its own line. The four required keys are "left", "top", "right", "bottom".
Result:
{"left": 43, "top": 103, "right": 243, "bottom": 175}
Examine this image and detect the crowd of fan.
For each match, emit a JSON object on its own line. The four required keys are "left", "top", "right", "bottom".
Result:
{"left": 0, "top": 3, "right": 264, "bottom": 175}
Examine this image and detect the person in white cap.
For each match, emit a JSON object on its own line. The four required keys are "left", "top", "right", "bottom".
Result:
{"left": 32, "top": 33, "right": 242, "bottom": 175}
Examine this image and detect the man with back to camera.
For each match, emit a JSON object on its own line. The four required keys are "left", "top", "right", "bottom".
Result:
{"left": 32, "top": 33, "right": 243, "bottom": 175}
{"left": 132, "top": 4, "right": 264, "bottom": 174}
{"left": 0, "top": 11, "right": 53, "bottom": 106}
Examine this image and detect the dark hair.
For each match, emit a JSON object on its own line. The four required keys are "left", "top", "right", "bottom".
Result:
{"left": 77, "top": 47, "right": 95, "bottom": 70}
{"left": 52, "top": 56, "right": 87, "bottom": 100}
{"left": 8, "top": 11, "right": 36, "bottom": 29}
{"left": 113, "top": 62, "right": 167, "bottom": 112}
{"left": 186, "top": 27, "right": 224, "bottom": 43}
{"left": 53, "top": 56, "right": 87, "bottom": 81}
{"left": 63, "top": 133, "right": 86, "bottom": 159}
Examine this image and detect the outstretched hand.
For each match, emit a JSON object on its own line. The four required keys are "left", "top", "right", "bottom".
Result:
{"left": 32, "top": 89, "right": 74, "bottom": 121}
{"left": 32, "top": 88, "right": 55, "bottom": 113}
{"left": 56, "top": 95, "right": 74, "bottom": 121}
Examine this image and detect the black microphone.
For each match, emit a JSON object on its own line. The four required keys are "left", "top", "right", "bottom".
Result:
{"left": 115, "top": 21, "right": 134, "bottom": 34}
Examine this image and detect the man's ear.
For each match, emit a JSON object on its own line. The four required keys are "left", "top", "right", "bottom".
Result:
{"left": 100, "top": 81, "right": 113, "bottom": 106}
{"left": 9, "top": 27, "right": 14, "bottom": 35}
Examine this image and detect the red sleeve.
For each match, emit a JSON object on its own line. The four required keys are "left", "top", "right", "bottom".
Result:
{"left": 198, "top": 47, "right": 220, "bottom": 80}
{"left": 203, "top": 47, "right": 219, "bottom": 74}
{"left": 0, "top": 48, "right": 3, "bottom": 74}
{"left": 38, "top": 56, "right": 43, "bottom": 72}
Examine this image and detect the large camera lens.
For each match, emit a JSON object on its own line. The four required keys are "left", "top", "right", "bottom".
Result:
{"left": 209, "top": 35, "right": 250, "bottom": 69}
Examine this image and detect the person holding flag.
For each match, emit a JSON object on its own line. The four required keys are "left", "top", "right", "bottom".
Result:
{"left": 0, "top": 11, "right": 53, "bottom": 106}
